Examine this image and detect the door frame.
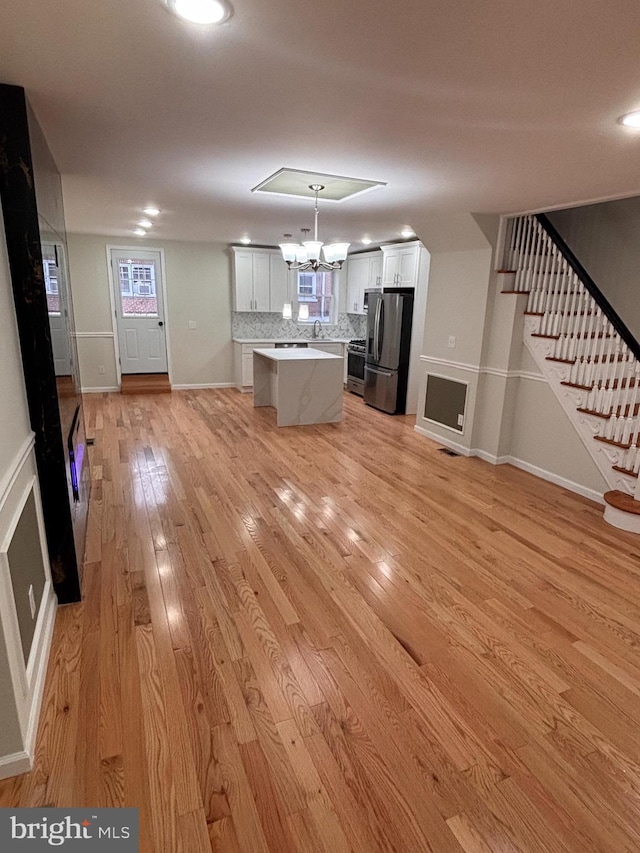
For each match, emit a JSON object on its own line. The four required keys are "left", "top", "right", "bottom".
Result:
{"left": 105, "top": 244, "right": 172, "bottom": 387}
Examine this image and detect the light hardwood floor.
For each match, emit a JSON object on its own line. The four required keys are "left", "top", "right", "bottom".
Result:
{"left": 3, "top": 388, "right": 640, "bottom": 852}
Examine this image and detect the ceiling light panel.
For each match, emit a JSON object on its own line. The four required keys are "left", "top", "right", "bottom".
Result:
{"left": 252, "top": 168, "right": 386, "bottom": 203}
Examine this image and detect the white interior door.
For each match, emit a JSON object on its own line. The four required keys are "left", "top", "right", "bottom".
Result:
{"left": 111, "top": 249, "right": 168, "bottom": 374}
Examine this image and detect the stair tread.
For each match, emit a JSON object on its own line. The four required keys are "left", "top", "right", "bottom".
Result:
{"left": 577, "top": 407, "right": 610, "bottom": 420}
{"left": 561, "top": 380, "right": 593, "bottom": 390}
{"left": 546, "top": 356, "right": 576, "bottom": 364}
{"left": 604, "top": 490, "right": 640, "bottom": 514}
{"left": 594, "top": 435, "right": 635, "bottom": 450}
{"left": 578, "top": 403, "right": 640, "bottom": 420}
{"left": 612, "top": 465, "right": 639, "bottom": 479}
{"left": 532, "top": 333, "right": 560, "bottom": 340}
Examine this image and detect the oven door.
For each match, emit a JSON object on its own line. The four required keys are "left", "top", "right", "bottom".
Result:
{"left": 347, "top": 349, "right": 365, "bottom": 396}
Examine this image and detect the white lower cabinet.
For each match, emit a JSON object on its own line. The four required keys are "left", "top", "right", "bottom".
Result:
{"left": 234, "top": 342, "right": 275, "bottom": 390}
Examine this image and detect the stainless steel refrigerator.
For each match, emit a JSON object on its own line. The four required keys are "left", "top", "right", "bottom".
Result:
{"left": 364, "top": 289, "right": 414, "bottom": 414}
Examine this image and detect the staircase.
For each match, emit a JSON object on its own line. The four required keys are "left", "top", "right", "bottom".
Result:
{"left": 501, "top": 213, "right": 640, "bottom": 532}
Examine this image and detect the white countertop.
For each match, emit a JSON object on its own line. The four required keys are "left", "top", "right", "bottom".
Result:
{"left": 233, "top": 337, "right": 349, "bottom": 344}
{"left": 253, "top": 347, "right": 343, "bottom": 361}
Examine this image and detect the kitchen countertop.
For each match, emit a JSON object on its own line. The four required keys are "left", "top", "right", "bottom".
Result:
{"left": 233, "top": 337, "right": 350, "bottom": 344}
{"left": 252, "top": 347, "right": 342, "bottom": 361}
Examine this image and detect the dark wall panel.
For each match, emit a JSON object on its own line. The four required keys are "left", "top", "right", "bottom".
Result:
{"left": 0, "top": 83, "right": 80, "bottom": 604}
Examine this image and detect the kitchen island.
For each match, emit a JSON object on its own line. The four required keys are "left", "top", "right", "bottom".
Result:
{"left": 253, "top": 347, "right": 344, "bottom": 426}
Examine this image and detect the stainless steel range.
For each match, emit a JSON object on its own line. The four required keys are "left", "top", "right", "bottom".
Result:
{"left": 347, "top": 339, "right": 366, "bottom": 396}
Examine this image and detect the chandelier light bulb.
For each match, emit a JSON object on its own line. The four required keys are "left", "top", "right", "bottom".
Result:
{"left": 143, "top": 207, "right": 160, "bottom": 217}
{"left": 278, "top": 185, "right": 350, "bottom": 272}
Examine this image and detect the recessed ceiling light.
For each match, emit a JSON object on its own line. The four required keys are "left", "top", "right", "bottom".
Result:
{"left": 361, "top": 237, "right": 372, "bottom": 245}
{"left": 164, "top": 0, "right": 232, "bottom": 25}
{"left": 240, "top": 236, "right": 252, "bottom": 245}
{"left": 401, "top": 228, "right": 415, "bottom": 238}
{"left": 143, "top": 207, "right": 160, "bottom": 217}
{"left": 138, "top": 219, "right": 153, "bottom": 228}
{"left": 618, "top": 110, "right": 640, "bottom": 128}
{"left": 134, "top": 229, "right": 146, "bottom": 237}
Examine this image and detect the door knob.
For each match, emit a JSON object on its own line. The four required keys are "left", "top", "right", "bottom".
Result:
{"left": 158, "top": 321, "right": 164, "bottom": 327}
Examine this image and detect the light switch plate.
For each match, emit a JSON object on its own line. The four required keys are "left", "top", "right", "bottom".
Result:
{"left": 189, "top": 321, "right": 197, "bottom": 330}
{"left": 457, "top": 413, "right": 464, "bottom": 427}
{"left": 448, "top": 336, "right": 456, "bottom": 348}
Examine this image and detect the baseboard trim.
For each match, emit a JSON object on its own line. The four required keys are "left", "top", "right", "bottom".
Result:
{"left": 81, "top": 386, "right": 119, "bottom": 393}
{"left": 413, "top": 425, "right": 473, "bottom": 457}
{"left": 505, "top": 456, "right": 605, "bottom": 504}
{"left": 413, "top": 425, "right": 604, "bottom": 504}
{"left": 0, "top": 750, "right": 31, "bottom": 781}
{"left": 171, "top": 382, "right": 236, "bottom": 390}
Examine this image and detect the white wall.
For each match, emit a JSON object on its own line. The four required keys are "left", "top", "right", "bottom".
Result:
{"left": 413, "top": 213, "right": 608, "bottom": 502}
{"left": 0, "top": 208, "right": 57, "bottom": 777}
{"left": 548, "top": 198, "right": 640, "bottom": 343}
{"left": 67, "top": 234, "right": 234, "bottom": 390}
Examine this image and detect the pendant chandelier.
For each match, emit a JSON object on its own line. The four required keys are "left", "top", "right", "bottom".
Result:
{"left": 279, "top": 184, "right": 350, "bottom": 272}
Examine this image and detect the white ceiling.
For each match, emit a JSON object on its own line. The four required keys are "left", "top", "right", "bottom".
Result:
{"left": 2, "top": 0, "right": 640, "bottom": 248}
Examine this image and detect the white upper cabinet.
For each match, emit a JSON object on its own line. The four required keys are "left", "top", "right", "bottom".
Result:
{"left": 381, "top": 243, "right": 419, "bottom": 288}
{"left": 345, "top": 250, "right": 383, "bottom": 314}
{"left": 233, "top": 250, "right": 255, "bottom": 312}
{"left": 268, "top": 253, "right": 291, "bottom": 314}
{"left": 231, "top": 247, "right": 290, "bottom": 313}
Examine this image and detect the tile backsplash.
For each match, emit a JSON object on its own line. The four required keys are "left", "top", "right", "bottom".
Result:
{"left": 232, "top": 312, "right": 367, "bottom": 340}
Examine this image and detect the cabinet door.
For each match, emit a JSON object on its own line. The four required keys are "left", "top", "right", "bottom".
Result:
{"left": 369, "top": 253, "right": 382, "bottom": 288}
{"left": 382, "top": 249, "right": 399, "bottom": 286}
{"left": 269, "top": 254, "right": 289, "bottom": 313}
{"left": 398, "top": 247, "right": 418, "bottom": 286}
{"left": 233, "top": 251, "right": 254, "bottom": 311}
{"left": 346, "top": 257, "right": 370, "bottom": 314}
{"left": 252, "top": 253, "right": 271, "bottom": 312}
{"left": 312, "top": 342, "right": 343, "bottom": 355}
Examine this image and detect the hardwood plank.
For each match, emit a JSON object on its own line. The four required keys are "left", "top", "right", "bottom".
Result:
{"left": 8, "top": 389, "right": 640, "bottom": 853}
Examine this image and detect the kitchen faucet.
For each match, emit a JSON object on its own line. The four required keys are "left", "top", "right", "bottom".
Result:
{"left": 312, "top": 319, "right": 322, "bottom": 339}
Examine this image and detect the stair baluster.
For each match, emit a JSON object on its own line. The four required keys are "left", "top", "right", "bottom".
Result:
{"left": 501, "top": 213, "right": 640, "bottom": 511}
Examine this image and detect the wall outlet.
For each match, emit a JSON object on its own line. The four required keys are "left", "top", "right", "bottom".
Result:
{"left": 28, "top": 584, "right": 36, "bottom": 619}
{"left": 188, "top": 321, "right": 197, "bottom": 330}
{"left": 457, "top": 413, "right": 464, "bottom": 427}
{"left": 98, "top": 365, "right": 105, "bottom": 374}
{"left": 448, "top": 335, "right": 456, "bottom": 348}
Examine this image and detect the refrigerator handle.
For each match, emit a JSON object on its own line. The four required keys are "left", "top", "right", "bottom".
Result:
{"left": 373, "top": 297, "right": 381, "bottom": 359}
{"left": 377, "top": 298, "right": 384, "bottom": 361}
